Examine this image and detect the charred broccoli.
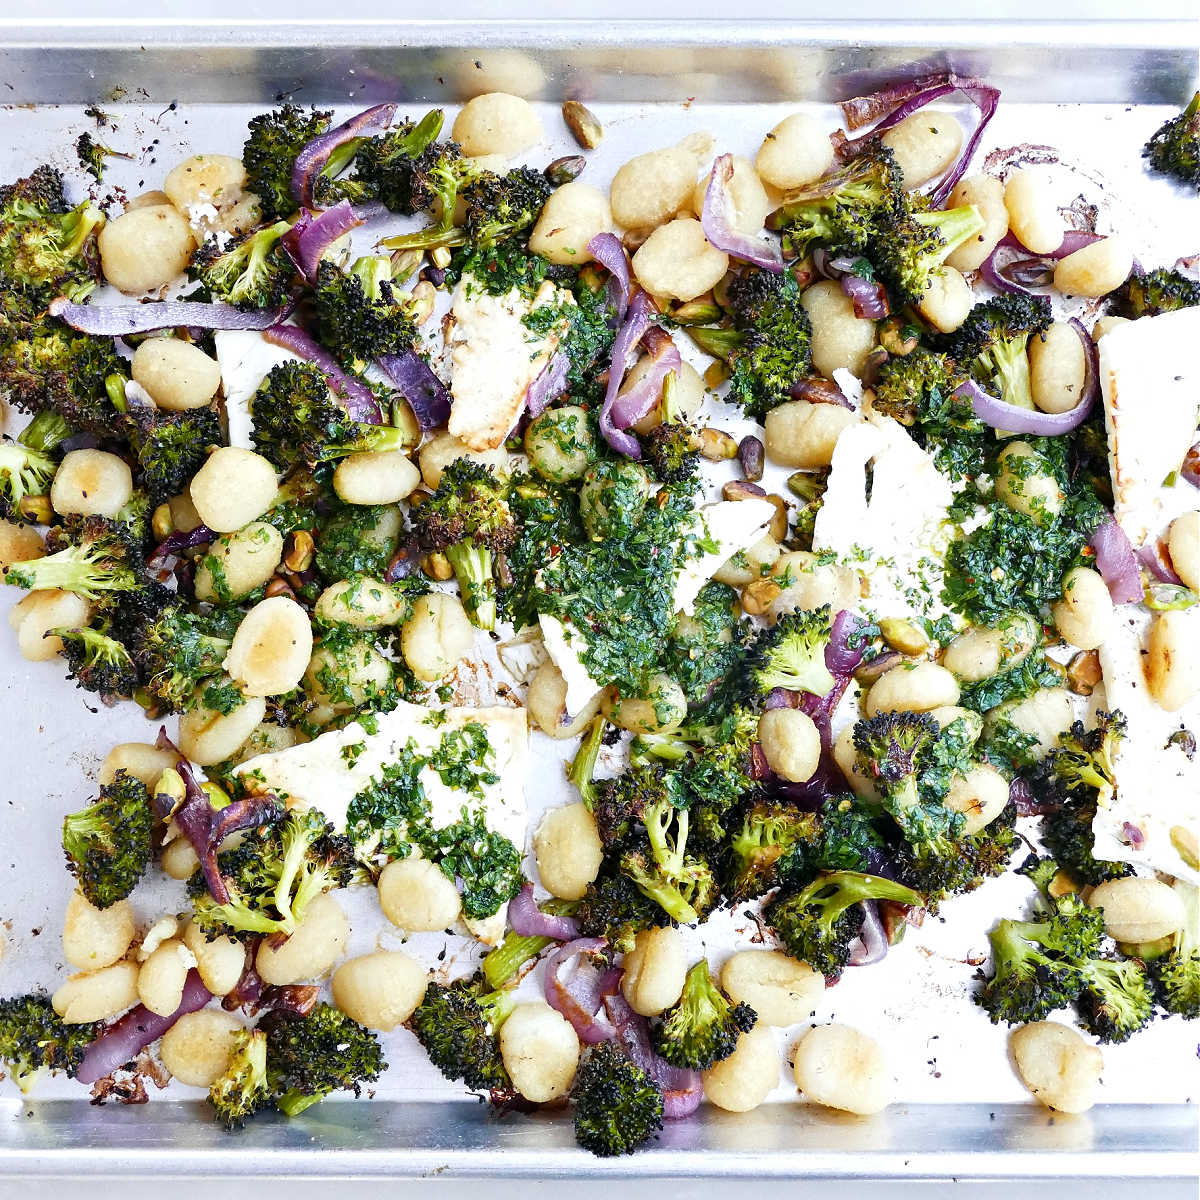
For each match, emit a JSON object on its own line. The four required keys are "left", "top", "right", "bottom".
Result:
{"left": 871, "top": 201, "right": 985, "bottom": 306}
{"left": 575, "top": 863, "right": 671, "bottom": 954}
{"left": 50, "top": 624, "right": 140, "bottom": 698}
{"left": 871, "top": 347, "right": 964, "bottom": 428}
{"left": 208, "top": 1028, "right": 270, "bottom": 1129}
{"left": 127, "top": 404, "right": 221, "bottom": 503}
{"left": 129, "top": 602, "right": 233, "bottom": 713}
{"left": 572, "top": 1042, "right": 664, "bottom": 1157}
{"left": 61, "top": 769, "right": 153, "bottom": 908}
{"left": 744, "top": 604, "right": 835, "bottom": 697}
{"left": 3, "top": 514, "right": 140, "bottom": 601}
{"left": 689, "top": 267, "right": 813, "bottom": 420}
{"left": 0, "top": 994, "right": 96, "bottom": 1094}
{"left": 764, "top": 870, "right": 924, "bottom": 978}
{"left": 250, "top": 361, "right": 408, "bottom": 473}
{"left": 192, "top": 219, "right": 296, "bottom": 309}
{"left": 313, "top": 256, "right": 419, "bottom": 367}
{"left": 1110, "top": 267, "right": 1200, "bottom": 318}
{"left": 242, "top": 103, "right": 332, "bottom": 220}
{"left": 352, "top": 110, "right": 448, "bottom": 213}
{"left": 408, "top": 974, "right": 515, "bottom": 1091}
{"left": 264, "top": 1004, "right": 385, "bottom": 1117}
{"left": 650, "top": 958, "right": 756, "bottom": 1070}
{"left": 1153, "top": 881, "right": 1200, "bottom": 1020}
{"left": 1142, "top": 90, "right": 1200, "bottom": 192}
{"left": 409, "top": 458, "right": 516, "bottom": 629}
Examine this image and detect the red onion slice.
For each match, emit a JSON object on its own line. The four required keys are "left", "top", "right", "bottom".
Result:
{"left": 981, "top": 231, "right": 1102, "bottom": 295}
{"left": 76, "top": 971, "right": 212, "bottom": 1084}
{"left": 701, "top": 154, "right": 783, "bottom": 272}
{"left": 291, "top": 102, "right": 397, "bottom": 210}
{"left": 544, "top": 937, "right": 616, "bottom": 1044}
{"left": 952, "top": 377, "right": 1094, "bottom": 436}
{"left": 836, "top": 74, "right": 1000, "bottom": 207}
{"left": 839, "top": 273, "right": 890, "bottom": 319}
{"left": 846, "top": 900, "right": 888, "bottom": 967}
{"left": 827, "top": 609, "right": 869, "bottom": 675}
{"left": 1090, "top": 517, "right": 1143, "bottom": 605}
{"left": 281, "top": 201, "right": 363, "bottom": 283}
{"left": 263, "top": 324, "right": 383, "bottom": 423}
{"left": 49, "top": 297, "right": 288, "bottom": 335}
{"left": 1137, "top": 540, "right": 1184, "bottom": 586}
{"left": 598, "top": 290, "right": 653, "bottom": 458}
{"left": 148, "top": 523, "right": 215, "bottom": 569}
{"left": 602, "top": 990, "right": 702, "bottom": 1120}
{"left": 508, "top": 882, "right": 580, "bottom": 941}
{"left": 524, "top": 351, "right": 571, "bottom": 419}
{"left": 608, "top": 327, "right": 681, "bottom": 432}
{"left": 587, "top": 232, "right": 632, "bottom": 322}
{"left": 764, "top": 687, "right": 803, "bottom": 710}
{"left": 376, "top": 349, "right": 451, "bottom": 429}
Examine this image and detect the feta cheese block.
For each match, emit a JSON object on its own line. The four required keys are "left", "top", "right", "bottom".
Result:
{"left": 1092, "top": 613, "right": 1200, "bottom": 885}
{"left": 537, "top": 497, "right": 776, "bottom": 716}
{"left": 234, "top": 700, "right": 527, "bottom": 842}
{"left": 673, "top": 497, "right": 777, "bottom": 615}
{"left": 447, "top": 280, "right": 570, "bottom": 452}
{"left": 213, "top": 329, "right": 304, "bottom": 450}
{"left": 1099, "top": 308, "right": 1200, "bottom": 548}
{"left": 813, "top": 413, "right": 956, "bottom": 624}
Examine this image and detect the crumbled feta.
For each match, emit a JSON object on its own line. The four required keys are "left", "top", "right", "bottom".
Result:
{"left": 674, "top": 498, "right": 777, "bottom": 615}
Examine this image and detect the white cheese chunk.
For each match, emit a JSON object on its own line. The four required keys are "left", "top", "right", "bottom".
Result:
{"left": 447, "top": 281, "right": 569, "bottom": 452}
{"left": 674, "top": 498, "right": 777, "bottom": 615}
{"left": 813, "top": 413, "right": 956, "bottom": 624}
{"left": 232, "top": 700, "right": 528, "bottom": 856}
{"left": 1099, "top": 308, "right": 1200, "bottom": 548}
{"left": 1093, "top": 614, "right": 1200, "bottom": 885}
{"left": 538, "top": 612, "right": 604, "bottom": 719}
{"left": 213, "top": 330, "right": 304, "bottom": 450}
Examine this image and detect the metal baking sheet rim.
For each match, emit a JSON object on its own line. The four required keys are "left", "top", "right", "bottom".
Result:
{"left": 0, "top": 19, "right": 1197, "bottom": 1180}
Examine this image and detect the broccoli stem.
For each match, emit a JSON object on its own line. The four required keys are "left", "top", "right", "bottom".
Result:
{"left": 19, "top": 409, "right": 70, "bottom": 454}
{"left": 445, "top": 540, "right": 496, "bottom": 630}
{"left": 569, "top": 715, "right": 607, "bottom": 809}
{"left": 481, "top": 899, "right": 578, "bottom": 989}
{"left": 275, "top": 1087, "right": 322, "bottom": 1118}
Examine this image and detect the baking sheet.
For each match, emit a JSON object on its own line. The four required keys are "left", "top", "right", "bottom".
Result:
{"left": 0, "top": 84, "right": 1197, "bottom": 1156}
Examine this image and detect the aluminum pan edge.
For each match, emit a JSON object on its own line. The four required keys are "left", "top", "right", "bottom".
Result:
{"left": 0, "top": 20, "right": 1194, "bottom": 105}
{"left": 1, "top": 1101, "right": 1197, "bottom": 1179}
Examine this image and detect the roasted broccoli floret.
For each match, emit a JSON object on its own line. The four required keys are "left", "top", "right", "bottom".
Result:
{"left": 590, "top": 761, "right": 683, "bottom": 850}
{"left": 871, "top": 347, "right": 964, "bottom": 427}
{"left": 208, "top": 1028, "right": 270, "bottom": 1129}
{"left": 0, "top": 994, "right": 96, "bottom": 1094}
{"left": 189, "top": 809, "right": 356, "bottom": 939}
{"left": 264, "top": 1004, "right": 385, "bottom": 1117}
{"left": 689, "top": 267, "right": 813, "bottom": 420}
{"left": 75, "top": 133, "right": 130, "bottom": 183}
{"left": 766, "top": 142, "right": 905, "bottom": 257}
{"left": 408, "top": 974, "right": 515, "bottom": 1091}
{"left": 764, "top": 870, "right": 924, "bottom": 978}
{"left": 313, "top": 256, "right": 419, "bottom": 367}
{"left": 650, "top": 958, "right": 756, "bottom": 1070}
{"left": 572, "top": 1042, "right": 664, "bottom": 1158}
{"left": 250, "top": 361, "right": 408, "bottom": 473}
{"left": 1110, "top": 267, "right": 1200, "bottom": 318}
{"left": 976, "top": 913, "right": 1090, "bottom": 1025}
{"left": 242, "top": 103, "right": 332, "bottom": 220}
{"left": 871, "top": 201, "right": 985, "bottom": 306}
{"left": 896, "top": 802, "right": 1019, "bottom": 909}
{"left": 1142, "top": 90, "right": 1200, "bottom": 192}
{"left": 3, "top": 514, "right": 140, "bottom": 600}
{"left": 852, "top": 711, "right": 968, "bottom": 850}
{"left": 385, "top": 163, "right": 553, "bottom": 252}
{"left": 642, "top": 421, "right": 701, "bottom": 486}
{"left": 352, "top": 110, "right": 447, "bottom": 213}
{"left": 129, "top": 603, "right": 233, "bottom": 713}
{"left": 1076, "top": 954, "right": 1155, "bottom": 1044}
{"left": 0, "top": 431, "right": 59, "bottom": 520}
{"left": 61, "top": 769, "right": 152, "bottom": 908}
{"left": 0, "top": 319, "right": 125, "bottom": 437}
{"left": 409, "top": 458, "right": 516, "bottom": 629}
{"left": 939, "top": 292, "right": 1052, "bottom": 414}
{"left": 575, "top": 863, "right": 670, "bottom": 954}
{"left": 192, "top": 219, "right": 295, "bottom": 309}
{"left": 50, "top": 624, "right": 140, "bottom": 697}
{"left": 1153, "top": 881, "right": 1200, "bottom": 1020}
{"left": 724, "top": 800, "right": 819, "bottom": 902}
{"left": 0, "top": 164, "right": 105, "bottom": 308}
{"left": 1048, "top": 711, "right": 1124, "bottom": 806}
{"left": 127, "top": 404, "right": 221, "bottom": 503}
{"left": 744, "top": 604, "right": 835, "bottom": 697}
